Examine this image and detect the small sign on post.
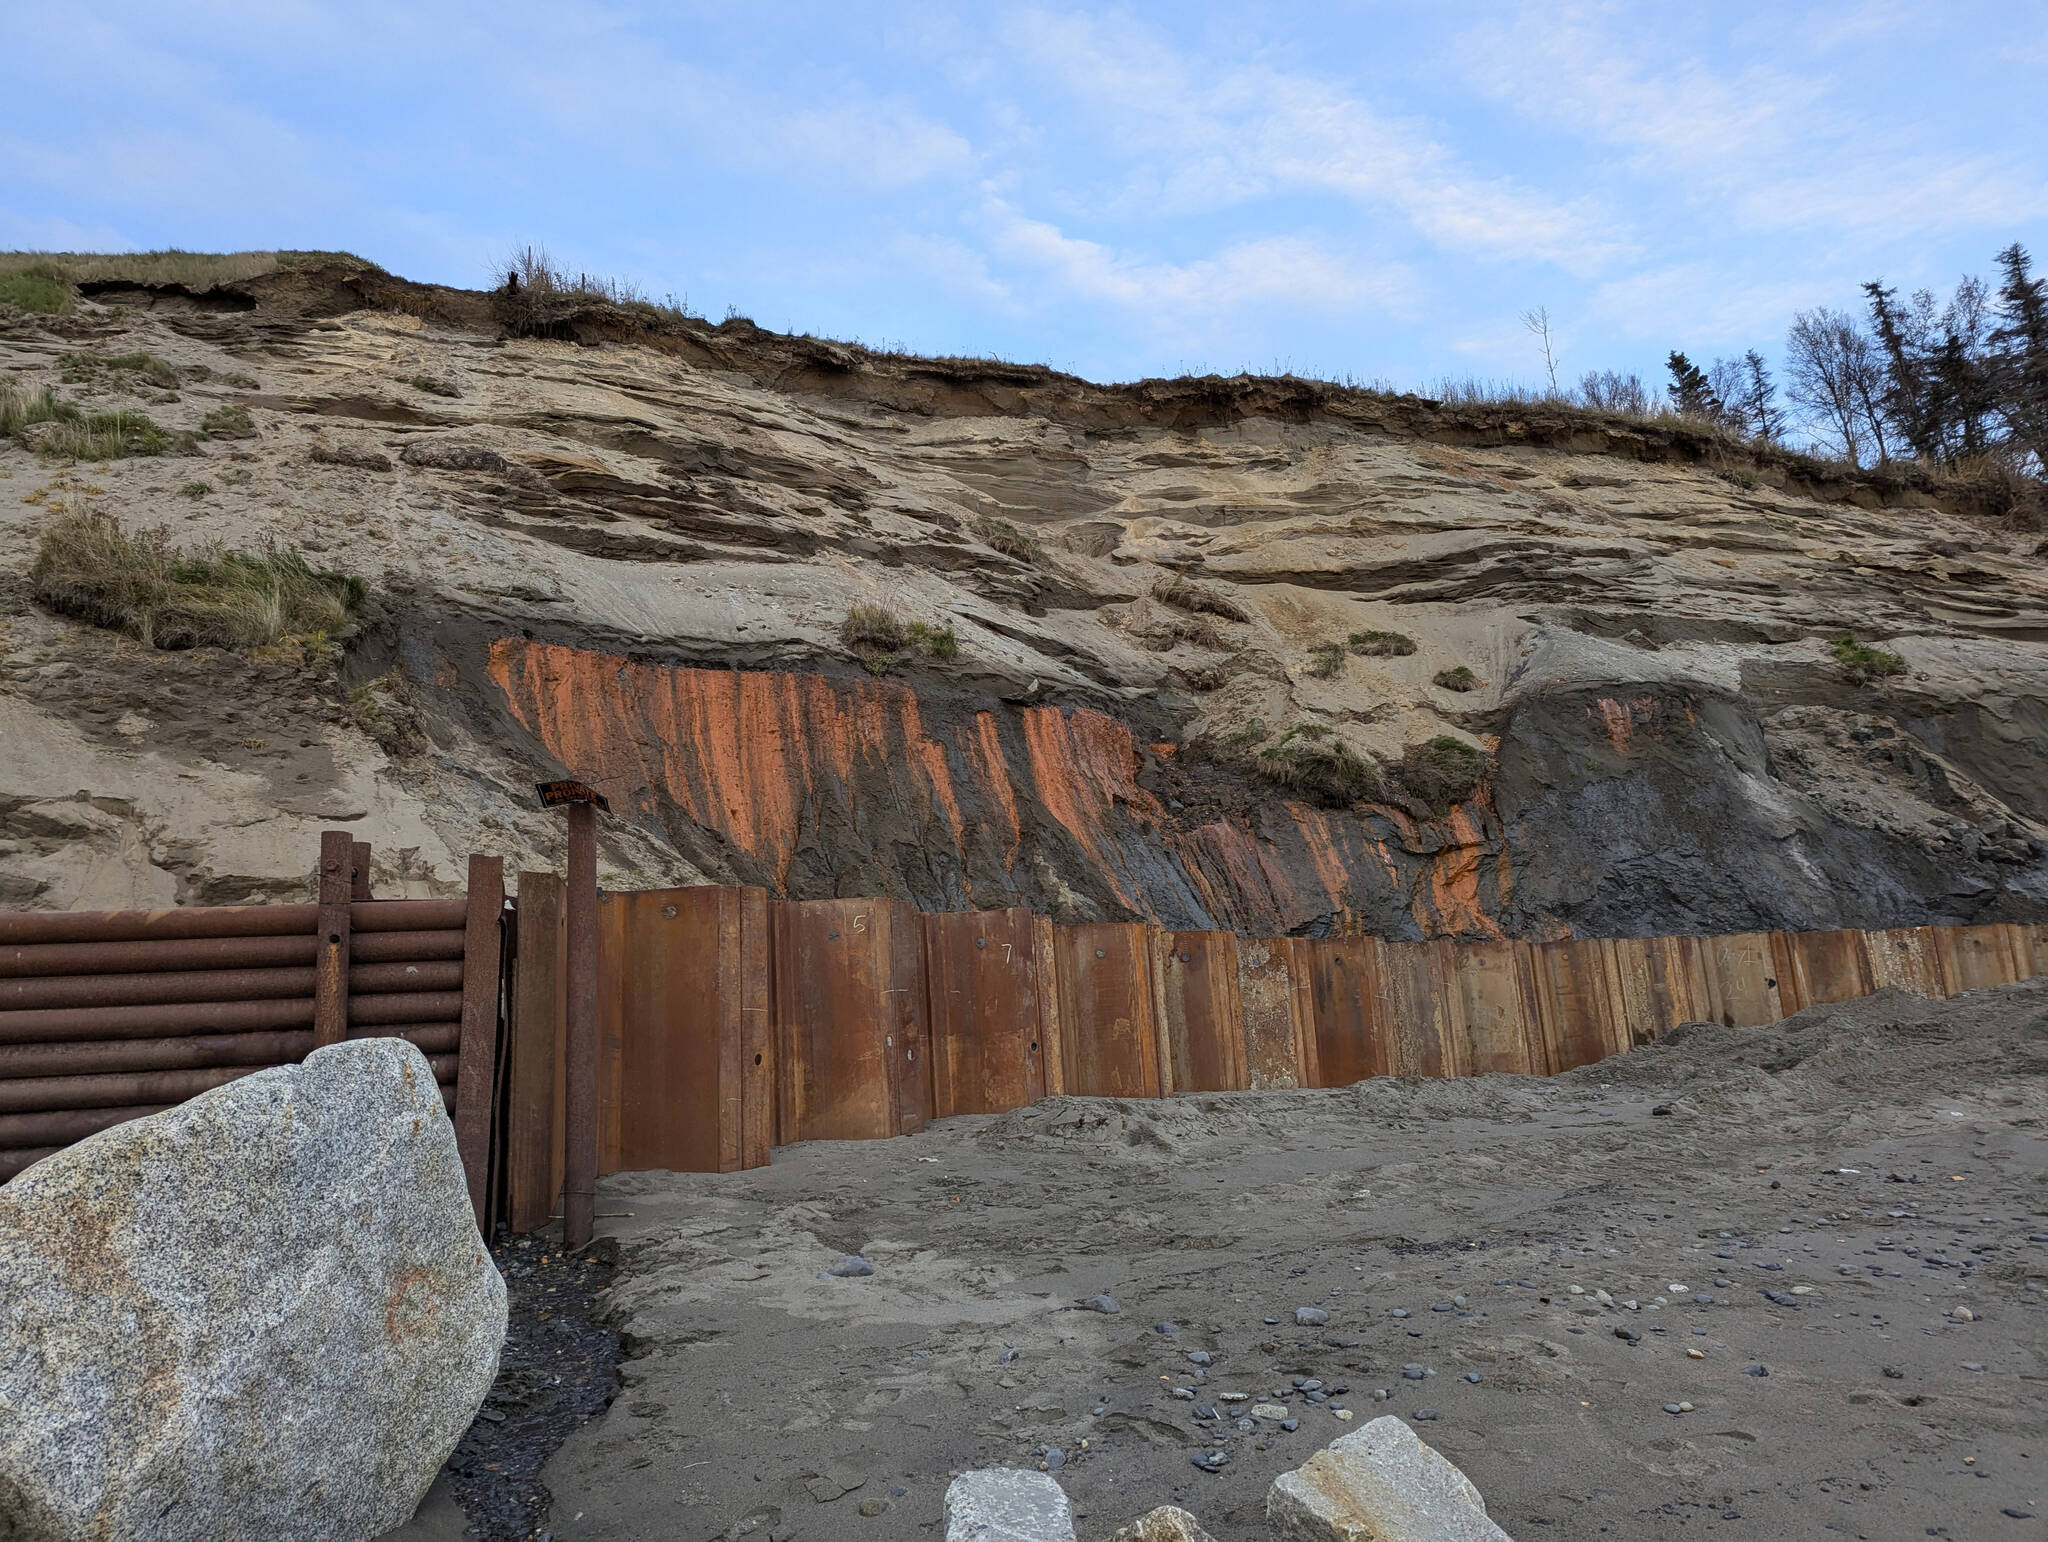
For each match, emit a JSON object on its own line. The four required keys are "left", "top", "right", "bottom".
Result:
{"left": 537, "top": 780, "right": 607, "bottom": 1251}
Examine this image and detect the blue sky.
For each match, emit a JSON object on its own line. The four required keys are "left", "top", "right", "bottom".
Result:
{"left": 4, "top": 1, "right": 2045, "bottom": 413}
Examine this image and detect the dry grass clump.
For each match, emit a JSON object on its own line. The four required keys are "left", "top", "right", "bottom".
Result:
{"left": 1348, "top": 629, "right": 1417, "bottom": 657}
{"left": 1257, "top": 730, "right": 1382, "bottom": 807}
{"left": 972, "top": 514, "right": 1041, "bottom": 561}
{"left": 1830, "top": 637, "right": 1906, "bottom": 682}
{"left": 1433, "top": 664, "right": 1480, "bottom": 692}
{"left": 61, "top": 351, "right": 180, "bottom": 390}
{"left": 31, "top": 510, "right": 364, "bottom": 651}
{"left": 200, "top": 404, "right": 256, "bottom": 440}
{"left": 840, "top": 603, "right": 957, "bottom": 673}
{"left": 1397, "top": 735, "right": 1489, "bottom": 813}
{"left": 1153, "top": 574, "right": 1250, "bottom": 623}
{"left": 1305, "top": 640, "right": 1347, "bottom": 679}
{"left": 495, "top": 244, "right": 698, "bottom": 337}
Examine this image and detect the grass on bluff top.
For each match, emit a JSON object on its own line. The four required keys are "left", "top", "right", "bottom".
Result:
{"left": 0, "top": 249, "right": 368, "bottom": 292}
{"left": 1433, "top": 664, "right": 1481, "bottom": 692}
{"left": 32, "top": 510, "right": 365, "bottom": 652}
{"left": 0, "top": 265, "right": 73, "bottom": 315}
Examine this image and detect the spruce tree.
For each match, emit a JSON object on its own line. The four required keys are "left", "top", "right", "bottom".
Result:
{"left": 1991, "top": 243, "right": 2048, "bottom": 469}
{"left": 1666, "top": 352, "right": 1719, "bottom": 422}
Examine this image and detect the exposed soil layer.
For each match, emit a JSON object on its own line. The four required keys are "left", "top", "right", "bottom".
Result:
{"left": 502, "top": 981, "right": 2048, "bottom": 1541}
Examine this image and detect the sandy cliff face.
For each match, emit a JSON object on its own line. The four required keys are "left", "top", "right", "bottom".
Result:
{"left": 1, "top": 264, "right": 2043, "bottom": 935}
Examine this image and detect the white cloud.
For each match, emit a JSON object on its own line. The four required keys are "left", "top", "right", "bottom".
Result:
{"left": 998, "top": 8, "right": 1626, "bottom": 272}
{"left": 978, "top": 195, "right": 1411, "bottom": 321}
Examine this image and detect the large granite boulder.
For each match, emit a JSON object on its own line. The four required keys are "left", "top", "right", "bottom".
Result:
{"left": 0, "top": 1037, "right": 507, "bottom": 1542}
{"left": 1268, "top": 1415, "right": 1512, "bottom": 1541}
{"left": 943, "top": 1467, "right": 1076, "bottom": 1542}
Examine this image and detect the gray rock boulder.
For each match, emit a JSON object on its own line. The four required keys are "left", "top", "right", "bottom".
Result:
{"left": 1268, "top": 1415, "right": 1512, "bottom": 1541}
{"left": 944, "top": 1467, "right": 1076, "bottom": 1542}
{"left": 0, "top": 1037, "right": 507, "bottom": 1542}
{"left": 1107, "top": 1505, "right": 1218, "bottom": 1541}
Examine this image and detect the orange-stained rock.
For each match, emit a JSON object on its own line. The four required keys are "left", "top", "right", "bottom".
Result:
{"left": 489, "top": 639, "right": 1512, "bottom": 936}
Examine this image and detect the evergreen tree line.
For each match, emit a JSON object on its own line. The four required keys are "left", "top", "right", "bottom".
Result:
{"left": 1652, "top": 242, "right": 2047, "bottom": 479}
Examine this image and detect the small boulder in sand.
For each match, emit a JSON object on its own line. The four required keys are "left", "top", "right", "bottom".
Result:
{"left": 1108, "top": 1504, "right": 1219, "bottom": 1540}
{"left": 1267, "top": 1414, "right": 1511, "bottom": 1541}
{"left": 0, "top": 1037, "right": 506, "bottom": 1542}
{"left": 945, "top": 1467, "right": 1076, "bottom": 1541}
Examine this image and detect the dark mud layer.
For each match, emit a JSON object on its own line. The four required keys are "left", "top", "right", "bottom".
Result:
{"left": 386, "top": 1235, "right": 621, "bottom": 1541}
{"left": 524, "top": 981, "right": 2047, "bottom": 1541}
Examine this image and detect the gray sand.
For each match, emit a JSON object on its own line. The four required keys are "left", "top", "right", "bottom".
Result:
{"left": 538, "top": 982, "right": 2048, "bottom": 1540}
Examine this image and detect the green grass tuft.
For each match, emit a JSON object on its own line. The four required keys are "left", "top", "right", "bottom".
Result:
{"left": 178, "top": 480, "right": 212, "bottom": 500}
{"left": 1433, "top": 664, "right": 1480, "bottom": 692}
{"left": 31, "top": 510, "right": 364, "bottom": 651}
{"left": 0, "top": 265, "right": 73, "bottom": 314}
{"left": 1830, "top": 637, "right": 1906, "bottom": 680}
{"left": 1256, "top": 736, "right": 1382, "bottom": 806}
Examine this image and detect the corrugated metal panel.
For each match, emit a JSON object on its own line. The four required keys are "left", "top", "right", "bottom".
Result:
{"left": 1053, "top": 923, "right": 1161, "bottom": 1098}
{"left": 1300, "top": 936, "right": 1388, "bottom": 1088}
{"left": 1237, "top": 936, "right": 1311, "bottom": 1089}
{"left": 1938, "top": 923, "right": 2028, "bottom": 993}
{"left": 1867, "top": 926, "right": 1948, "bottom": 998}
{"left": 923, "top": 907, "right": 1051, "bottom": 1116}
{"left": 1155, "top": 930, "right": 1246, "bottom": 1093}
{"left": 774, "top": 897, "right": 931, "bottom": 1142}
{"left": 1446, "top": 939, "right": 1543, "bottom": 1075}
{"left": 1699, "top": 932, "right": 1783, "bottom": 1026}
{"left": 1776, "top": 929, "right": 1875, "bottom": 1013}
{"left": 1378, "top": 941, "right": 1458, "bottom": 1078}
{"left": 1529, "top": 938, "right": 1627, "bottom": 1072}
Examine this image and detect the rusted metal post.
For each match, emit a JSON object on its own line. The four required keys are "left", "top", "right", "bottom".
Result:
{"left": 350, "top": 842, "right": 374, "bottom": 902}
{"left": 311, "top": 831, "right": 353, "bottom": 1048}
{"left": 454, "top": 854, "right": 505, "bottom": 1231}
{"left": 564, "top": 800, "right": 598, "bottom": 1252}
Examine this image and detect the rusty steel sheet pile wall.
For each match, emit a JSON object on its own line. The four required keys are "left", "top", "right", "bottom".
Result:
{"left": 923, "top": 908, "right": 1059, "bottom": 1115}
{"left": 1053, "top": 922, "right": 1164, "bottom": 1099}
{"left": 1154, "top": 931, "right": 1248, "bottom": 1094}
{"left": 0, "top": 838, "right": 504, "bottom": 1222}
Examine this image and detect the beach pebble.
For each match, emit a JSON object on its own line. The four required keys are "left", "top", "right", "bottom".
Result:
{"left": 1253, "top": 1403, "right": 1289, "bottom": 1421}
{"left": 826, "top": 1255, "right": 875, "bottom": 1278}
{"left": 1391, "top": 1308, "right": 1410, "bottom": 1319}
{"left": 1282, "top": 1418, "right": 1300, "bottom": 1431}
{"left": 1077, "top": 1294, "right": 1122, "bottom": 1315}
{"left": 1186, "top": 1350, "right": 1212, "bottom": 1367}
{"left": 1743, "top": 1364, "right": 1768, "bottom": 1377}
{"left": 1193, "top": 1404, "right": 1217, "bottom": 1420}
{"left": 1170, "top": 1387, "right": 1195, "bottom": 1400}
{"left": 1154, "top": 1321, "right": 1180, "bottom": 1336}
{"left": 1300, "top": 1378, "right": 1323, "bottom": 1392}
{"left": 1951, "top": 1307, "right": 1975, "bottom": 1322}
{"left": 1190, "top": 1451, "right": 1227, "bottom": 1473}
{"left": 1237, "top": 1417, "right": 1256, "bottom": 1432}
{"left": 1297, "top": 1307, "right": 1331, "bottom": 1327}
{"left": 1402, "top": 1365, "right": 1427, "bottom": 1380}
{"left": 1412, "top": 1408, "right": 1438, "bottom": 1421}
{"left": 1687, "top": 1349, "right": 1705, "bottom": 1359}
{"left": 1464, "top": 1373, "right": 1481, "bottom": 1383}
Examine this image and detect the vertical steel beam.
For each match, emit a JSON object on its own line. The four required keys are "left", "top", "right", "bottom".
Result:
{"left": 311, "top": 831, "right": 353, "bottom": 1048}
{"left": 454, "top": 853, "right": 505, "bottom": 1231}
{"left": 349, "top": 842, "right": 374, "bottom": 902}
{"left": 563, "top": 801, "right": 598, "bottom": 1252}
